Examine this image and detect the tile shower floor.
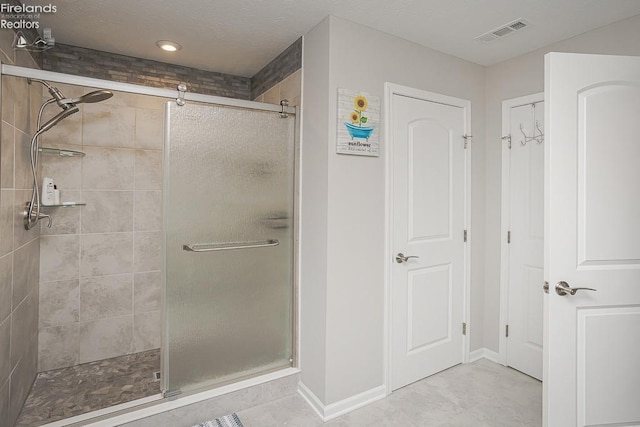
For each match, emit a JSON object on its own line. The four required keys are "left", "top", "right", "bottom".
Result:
{"left": 16, "top": 349, "right": 161, "bottom": 427}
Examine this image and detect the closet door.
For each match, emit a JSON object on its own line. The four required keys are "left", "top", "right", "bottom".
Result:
{"left": 503, "top": 99, "right": 544, "bottom": 380}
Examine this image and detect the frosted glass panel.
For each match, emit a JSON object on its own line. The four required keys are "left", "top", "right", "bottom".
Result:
{"left": 164, "top": 102, "right": 294, "bottom": 394}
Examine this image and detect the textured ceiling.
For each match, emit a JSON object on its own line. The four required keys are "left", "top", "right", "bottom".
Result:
{"left": 33, "top": 0, "right": 640, "bottom": 77}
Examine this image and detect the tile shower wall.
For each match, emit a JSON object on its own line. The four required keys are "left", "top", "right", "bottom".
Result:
{"left": 37, "top": 85, "right": 164, "bottom": 372}
{"left": 43, "top": 44, "right": 251, "bottom": 99}
{"left": 0, "top": 29, "right": 42, "bottom": 427}
{"left": 251, "top": 38, "right": 302, "bottom": 101}
{"left": 43, "top": 37, "right": 302, "bottom": 102}
{"left": 253, "top": 69, "right": 302, "bottom": 107}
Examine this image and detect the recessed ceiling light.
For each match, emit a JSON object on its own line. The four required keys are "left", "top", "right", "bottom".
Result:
{"left": 156, "top": 40, "right": 181, "bottom": 52}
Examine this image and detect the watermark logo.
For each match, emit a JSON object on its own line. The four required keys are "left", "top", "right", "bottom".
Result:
{"left": 1, "top": 3, "right": 57, "bottom": 30}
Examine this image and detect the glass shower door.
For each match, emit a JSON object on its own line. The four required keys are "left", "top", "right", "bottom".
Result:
{"left": 163, "top": 101, "right": 295, "bottom": 395}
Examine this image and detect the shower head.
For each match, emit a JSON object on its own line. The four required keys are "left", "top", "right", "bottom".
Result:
{"left": 28, "top": 79, "right": 114, "bottom": 110}
{"left": 38, "top": 106, "right": 79, "bottom": 133}
{"left": 60, "top": 90, "right": 113, "bottom": 105}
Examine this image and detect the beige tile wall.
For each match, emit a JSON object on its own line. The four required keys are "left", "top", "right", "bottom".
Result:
{"left": 0, "top": 29, "right": 43, "bottom": 427}
{"left": 253, "top": 69, "right": 301, "bottom": 106}
{"left": 37, "top": 85, "right": 165, "bottom": 372}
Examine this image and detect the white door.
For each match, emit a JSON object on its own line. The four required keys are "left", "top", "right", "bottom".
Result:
{"left": 390, "top": 88, "right": 469, "bottom": 391}
{"left": 545, "top": 52, "right": 640, "bottom": 426}
{"left": 502, "top": 98, "right": 544, "bottom": 380}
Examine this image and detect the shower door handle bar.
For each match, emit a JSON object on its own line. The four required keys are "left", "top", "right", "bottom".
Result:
{"left": 182, "top": 239, "right": 279, "bottom": 252}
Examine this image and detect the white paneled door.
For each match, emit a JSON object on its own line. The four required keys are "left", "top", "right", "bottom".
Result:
{"left": 545, "top": 53, "right": 640, "bottom": 426}
{"left": 390, "top": 88, "right": 469, "bottom": 391}
{"left": 504, "top": 98, "right": 544, "bottom": 380}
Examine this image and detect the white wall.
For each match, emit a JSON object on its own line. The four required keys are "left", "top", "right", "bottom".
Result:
{"left": 301, "top": 15, "right": 486, "bottom": 406}
{"left": 483, "top": 14, "right": 640, "bottom": 352}
{"left": 299, "top": 17, "right": 330, "bottom": 403}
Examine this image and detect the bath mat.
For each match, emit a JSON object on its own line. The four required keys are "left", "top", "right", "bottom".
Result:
{"left": 193, "top": 413, "right": 244, "bottom": 427}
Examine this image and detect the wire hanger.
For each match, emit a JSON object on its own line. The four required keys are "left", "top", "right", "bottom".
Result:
{"left": 519, "top": 103, "right": 544, "bottom": 145}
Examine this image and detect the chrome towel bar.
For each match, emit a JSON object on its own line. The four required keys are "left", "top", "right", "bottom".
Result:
{"left": 183, "top": 239, "right": 279, "bottom": 252}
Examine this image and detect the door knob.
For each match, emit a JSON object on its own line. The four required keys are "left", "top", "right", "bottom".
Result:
{"left": 396, "top": 253, "right": 419, "bottom": 263}
{"left": 555, "top": 281, "right": 597, "bottom": 296}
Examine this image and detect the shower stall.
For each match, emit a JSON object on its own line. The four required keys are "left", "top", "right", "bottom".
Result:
{"left": 0, "top": 64, "right": 298, "bottom": 427}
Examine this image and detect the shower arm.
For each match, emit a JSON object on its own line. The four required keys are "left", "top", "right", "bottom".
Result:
{"left": 28, "top": 78, "right": 67, "bottom": 108}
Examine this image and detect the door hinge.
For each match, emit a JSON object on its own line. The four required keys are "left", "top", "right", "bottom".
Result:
{"left": 463, "top": 134, "right": 472, "bottom": 149}
{"left": 502, "top": 135, "right": 511, "bottom": 149}
{"left": 464, "top": 230, "right": 468, "bottom": 242}
{"left": 505, "top": 324, "right": 509, "bottom": 338}
{"left": 462, "top": 322, "right": 467, "bottom": 335}
{"left": 507, "top": 231, "right": 511, "bottom": 244}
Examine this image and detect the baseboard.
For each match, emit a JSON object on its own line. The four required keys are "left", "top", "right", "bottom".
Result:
{"left": 469, "top": 348, "right": 499, "bottom": 363}
{"left": 297, "top": 382, "right": 326, "bottom": 420}
{"left": 298, "top": 382, "right": 387, "bottom": 421}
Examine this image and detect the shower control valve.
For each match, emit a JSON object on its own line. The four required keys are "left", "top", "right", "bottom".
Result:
{"left": 23, "top": 202, "right": 52, "bottom": 229}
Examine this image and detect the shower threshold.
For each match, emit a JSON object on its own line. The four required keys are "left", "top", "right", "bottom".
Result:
{"left": 15, "top": 349, "right": 161, "bottom": 427}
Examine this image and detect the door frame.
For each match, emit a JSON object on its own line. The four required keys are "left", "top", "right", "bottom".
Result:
{"left": 383, "top": 82, "right": 472, "bottom": 395}
{"left": 498, "top": 92, "right": 544, "bottom": 366}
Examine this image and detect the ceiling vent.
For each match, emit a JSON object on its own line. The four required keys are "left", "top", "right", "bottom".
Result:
{"left": 475, "top": 19, "right": 529, "bottom": 42}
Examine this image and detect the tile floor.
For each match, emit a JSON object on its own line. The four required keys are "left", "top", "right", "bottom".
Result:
{"left": 15, "top": 349, "right": 161, "bottom": 426}
{"left": 236, "top": 359, "right": 542, "bottom": 426}
{"left": 14, "top": 356, "right": 540, "bottom": 427}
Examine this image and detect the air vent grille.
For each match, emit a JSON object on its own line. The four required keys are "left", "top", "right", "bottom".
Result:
{"left": 493, "top": 27, "right": 514, "bottom": 37}
{"left": 475, "top": 19, "right": 529, "bottom": 43}
{"left": 509, "top": 20, "right": 527, "bottom": 30}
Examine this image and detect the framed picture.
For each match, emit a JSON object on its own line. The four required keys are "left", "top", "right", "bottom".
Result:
{"left": 336, "top": 88, "right": 380, "bottom": 156}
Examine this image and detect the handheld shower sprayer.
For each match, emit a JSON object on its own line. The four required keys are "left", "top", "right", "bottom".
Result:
{"left": 39, "top": 105, "right": 80, "bottom": 133}
{"left": 23, "top": 79, "right": 114, "bottom": 229}
{"left": 66, "top": 90, "right": 114, "bottom": 104}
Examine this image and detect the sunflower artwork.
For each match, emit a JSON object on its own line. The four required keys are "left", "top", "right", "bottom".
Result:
{"left": 337, "top": 88, "right": 380, "bottom": 156}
